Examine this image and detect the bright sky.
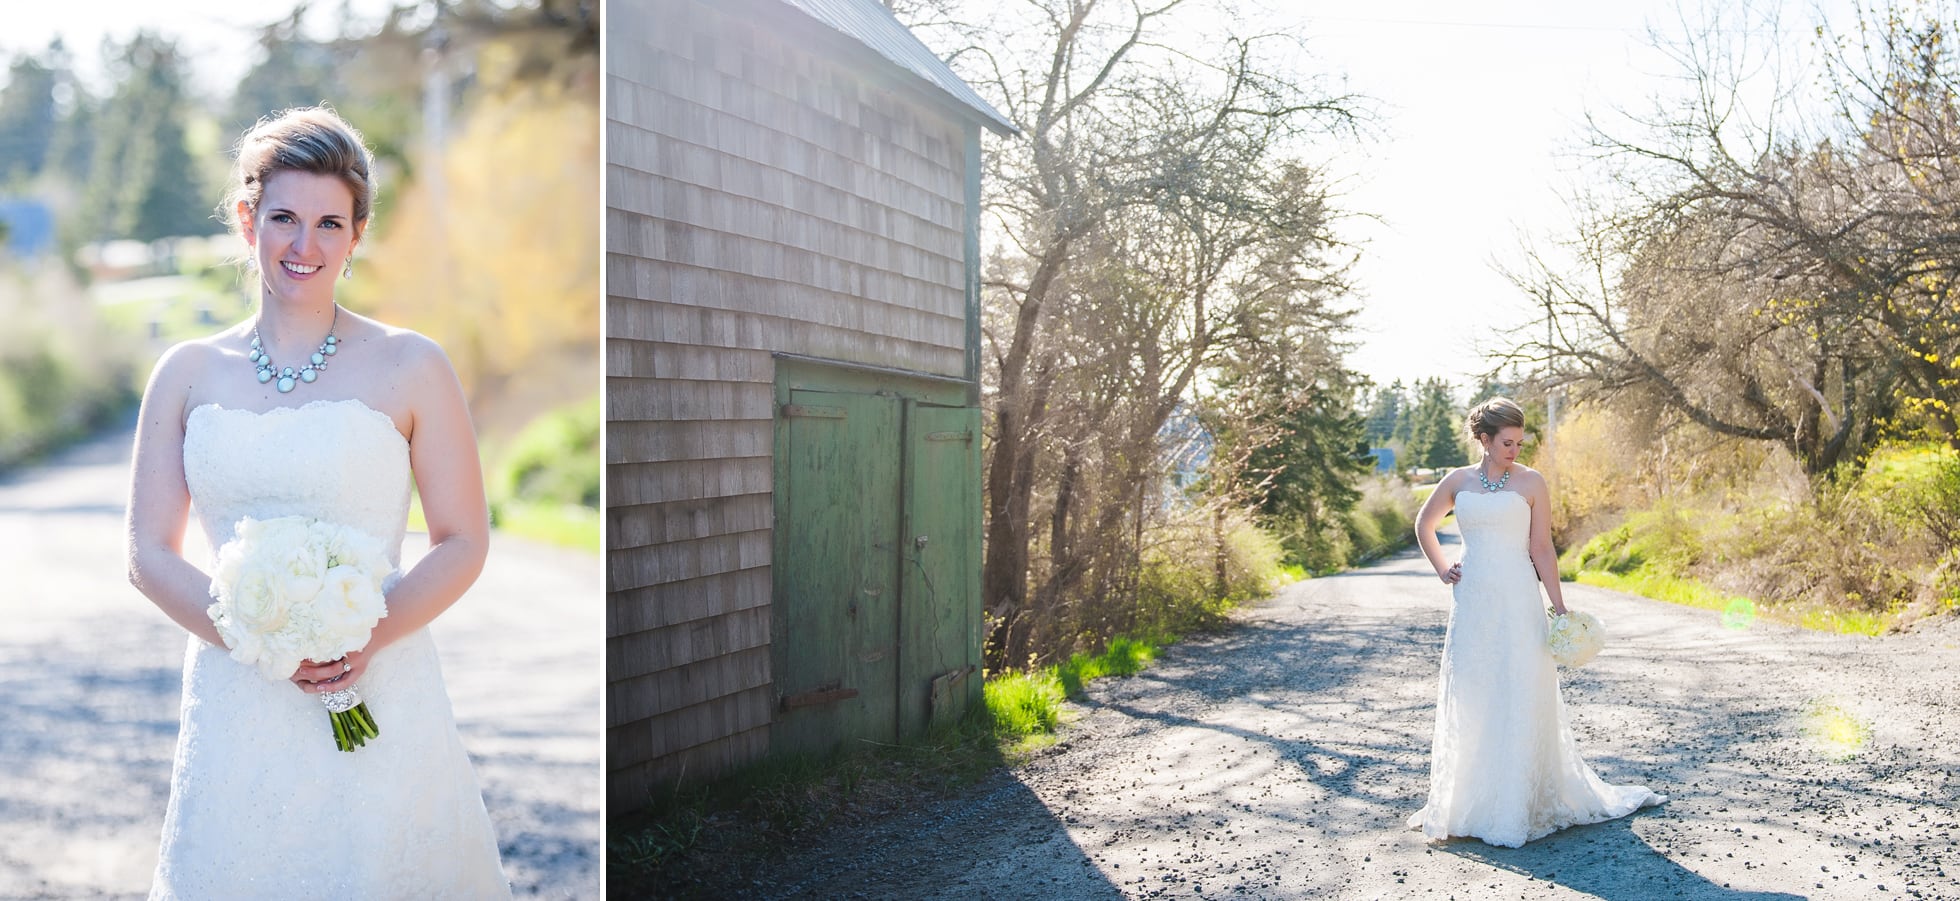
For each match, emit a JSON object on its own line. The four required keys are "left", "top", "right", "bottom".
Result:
{"left": 3, "top": 0, "right": 401, "bottom": 103}
{"left": 1270, "top": 0, "right": 1855, "bottom": 393}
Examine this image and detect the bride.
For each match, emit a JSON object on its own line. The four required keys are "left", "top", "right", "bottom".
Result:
{"left": 125, "top": 107, "right": 510, "bottom": 896}
{"left": 1407, "top": 397, "right": 1665, "bottom": 847}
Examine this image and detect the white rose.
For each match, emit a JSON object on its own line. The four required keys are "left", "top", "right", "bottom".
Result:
{"left": 317, "top": 564, "right": 388, "bottom": 637}
{"left": 229, "top": 562, "right": 292, "bottom": 633}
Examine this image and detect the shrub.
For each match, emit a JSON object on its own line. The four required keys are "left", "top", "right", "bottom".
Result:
{"left": 494, "top": 396, "right": 600, "bottom": 507}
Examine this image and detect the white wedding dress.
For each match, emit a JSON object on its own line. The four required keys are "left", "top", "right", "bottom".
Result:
{"left": 152, "top": 399, "right": 509, "bottom": 898}
{"left": 1407, "top": 488, "right": 1665, "bottom": 847}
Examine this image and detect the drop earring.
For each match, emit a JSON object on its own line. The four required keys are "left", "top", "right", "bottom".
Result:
{"left": 342, "top": 258, "right": 353, "bottom": 280}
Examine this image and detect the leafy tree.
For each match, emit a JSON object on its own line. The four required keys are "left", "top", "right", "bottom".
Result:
{"left": 1509, "top": 3, "right": 1960, "bottom": 479}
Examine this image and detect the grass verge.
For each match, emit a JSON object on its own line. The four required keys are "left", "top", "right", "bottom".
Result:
{"left": 1569, "top": 566, "right": 1888, "bottom": 636}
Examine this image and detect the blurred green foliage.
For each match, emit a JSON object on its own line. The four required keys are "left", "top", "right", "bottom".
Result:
{"left": 485, "top": 396, "right": 599, "bottom": 551}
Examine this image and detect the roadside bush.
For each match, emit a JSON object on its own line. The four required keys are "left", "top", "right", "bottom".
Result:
{"left": 485, "top": 395, "right": 600, "bottom": 550}
{"left": 0, "top": 328, "right": 135, "bottom": 467}
{"left": 1344, "top": 475, "right": 1418, "bottom": 562}
{"left": 1560, "top": 440, "right": 1955, "bottom": 630}
{"left": 493, "top": 395, "right": 600, "bottom": 507}
{"left": 1125, "top": 506, "right": 1283, "bottom": 642}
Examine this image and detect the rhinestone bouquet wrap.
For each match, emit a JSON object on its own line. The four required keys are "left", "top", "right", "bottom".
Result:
{"left": 1545, "top": 609, "right": 1606, "bottom": 667}
{"left": 208, "top": 516, "right": 391, "bottom": 751}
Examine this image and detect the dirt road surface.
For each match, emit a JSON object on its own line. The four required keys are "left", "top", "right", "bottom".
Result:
{"left": 0, "top": 420, "right": 601, "bottom": 898}
{"left": 743, "top": 529, "right": 1960, "bottom": 900}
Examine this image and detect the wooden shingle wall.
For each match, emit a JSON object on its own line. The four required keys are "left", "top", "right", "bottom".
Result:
{"left": 607, "top": 0, "right": 976, "bottom": 810}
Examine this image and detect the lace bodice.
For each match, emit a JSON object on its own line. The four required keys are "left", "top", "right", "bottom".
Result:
{"left": 1453, "top": 489, "right": 1531, "bottom": 564}
{"left": 183, "top": 399, "right": 411, "bottom": 566}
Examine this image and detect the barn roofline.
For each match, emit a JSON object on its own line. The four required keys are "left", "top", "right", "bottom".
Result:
{"left": 773, "top": 0, "right": 1019, "bottom": 137}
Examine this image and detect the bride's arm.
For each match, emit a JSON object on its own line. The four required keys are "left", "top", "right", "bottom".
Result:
{"left": 126, "top": 345, "right": 229, "bottom": 648}
{"left": 357, "top": 334, "right": 490, "bottom": 654}
{"left": 1523, "top": 472, "right": 1569, "bottom": 614}
{"left": 1413, "top": 471, "right": 1462, "bottom": 584}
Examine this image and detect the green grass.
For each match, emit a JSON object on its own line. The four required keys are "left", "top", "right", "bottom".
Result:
{"left": 983, "top": 669, "right": 1066, "bottom": 744}
{"left": 1057, "top": 634, "right": 1161, "bottom": 695}
{"left": 492, "top": 500, "right": 601, "bottom": 550}
{"left": 983, "top": 631, "right": 1175, "bottom": 746}
{"left": 406, "top": 483, "right": 601, "bottom": 553}
{"left": 1570, "top": 563, "right": 1888, "bottom": 636}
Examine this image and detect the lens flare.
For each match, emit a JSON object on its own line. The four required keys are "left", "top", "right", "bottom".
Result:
{"left": 1804, "top": 699, "right": 1871, "bottom": 760}
{"left": 1720, "top": 597, "right": 1757, "bottom": 630}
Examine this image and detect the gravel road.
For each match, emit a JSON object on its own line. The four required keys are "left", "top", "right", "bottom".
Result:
{"left": 742, "top": 527, "right": 1960, "bottom": 900}
{"left": 0, "top": 418, "right": 602, "bottom": 898}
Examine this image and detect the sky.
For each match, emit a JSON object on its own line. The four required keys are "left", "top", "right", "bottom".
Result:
{"left": 3, "top": 0, "right": 401, "bottom": 102}
{"left": 1259, "top": 0, "right": 1854, "bottom": 393}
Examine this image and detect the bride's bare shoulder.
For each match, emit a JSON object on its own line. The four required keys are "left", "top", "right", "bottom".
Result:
{"left": 340, "top": 313, "right": 459, "bottom": 375}
{"left": 1433, "top": 466, "right": 1475, "bottom": 496}
{"left": 1512, "top": 465, "right": 1549, "bottom": 492}
{"left": 146, "top": 326, "right": 251, "bottom": 393}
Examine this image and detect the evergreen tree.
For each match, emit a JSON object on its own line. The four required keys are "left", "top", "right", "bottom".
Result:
{"left": 73, "top": 33, "right": 213, "bottom": 244}
{"left": 0, "top": 48, "right": 58, "bottom": 185}
{"left": 44, "top": 40, "right": 95, "bottom": 185}
{"left": 1213, "top": 351, "right": 1372, "bottom": 569}
{"left": 1362, "top": 379, "right": 1406, "bottom": 447}
{"left": 226, "top": 14, "right": 343, "bottom": 143}
{"left": 1405, "top": 377, "right": 1466, "bottom": 470}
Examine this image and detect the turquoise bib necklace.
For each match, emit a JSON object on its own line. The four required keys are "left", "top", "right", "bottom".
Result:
{"left": 1477, "top": 461, "right": 1512, "bottom": 493}
{"left": 250, "top": 305, "right": 340, "bottom": 393}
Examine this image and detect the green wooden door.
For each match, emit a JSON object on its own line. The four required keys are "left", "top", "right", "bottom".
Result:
{"left": 773, "top": 390, "right": 902, "bottom": 756}
{"left": 899, "top": 402, "right": 984, "bottom": 737}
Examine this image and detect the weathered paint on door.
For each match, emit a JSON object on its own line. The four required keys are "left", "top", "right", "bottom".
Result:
{"left": 899, "top": 401, "right": 983, "bottom": 736}
{"left": 771, "top": 389, "right": 902, "bottom": 757}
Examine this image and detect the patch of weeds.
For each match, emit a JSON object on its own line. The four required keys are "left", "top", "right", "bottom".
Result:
{"left": 1056, "top": 634, "right": 1164, "bottom": 696}
{"left": 984, "top": 669, "right": 1065, "bottom": 740}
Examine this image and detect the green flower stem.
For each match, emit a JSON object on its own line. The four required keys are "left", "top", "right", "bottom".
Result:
{"left": 326, "top": 702, "right": 381, "bottom": 752}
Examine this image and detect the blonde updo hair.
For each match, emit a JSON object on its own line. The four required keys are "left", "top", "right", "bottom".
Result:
{"left": 220, "top": 106, "right": 376, "bottom": 241}
{"left": 1466, "top": 397, "right": 1526, "bottom": 442}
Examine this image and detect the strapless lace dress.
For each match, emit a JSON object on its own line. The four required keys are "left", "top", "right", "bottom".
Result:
{"left": 151, "top": 399, "right": 509, "bottom": 898}
{"left": 1407, "top": 488, "right": 1665, "bottom": 847}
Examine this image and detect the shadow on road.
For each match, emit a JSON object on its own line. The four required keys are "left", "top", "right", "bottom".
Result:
{"left": 1439, "top": 817, "right": 1807, "bottom": 901}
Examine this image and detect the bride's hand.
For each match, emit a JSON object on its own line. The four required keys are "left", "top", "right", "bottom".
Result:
{"left": 290, "top": 649, "right": 370, "bottom": 693}
{"left": 1438, "top": 562, "right": 1462, "bottom": 585}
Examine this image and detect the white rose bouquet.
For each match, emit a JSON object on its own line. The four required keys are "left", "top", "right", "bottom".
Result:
{"left": 1545, "top": 609, "right": 1606, "bottom": 667}
{"left": 208, "top": 515, "right": 392, "bottom": 751}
